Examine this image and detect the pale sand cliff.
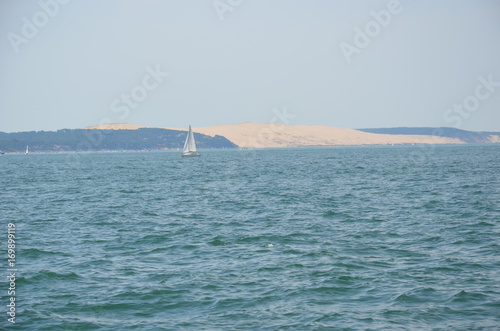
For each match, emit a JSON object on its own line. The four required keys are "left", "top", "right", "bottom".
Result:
{"left": 194, "top": 122, "right": 463, "bottom": 147}
{"left": 488, "top": 135, "right": 500, "bottom": 143}
{"left": 85, "top": 122, "right": 464, "bottom": 147}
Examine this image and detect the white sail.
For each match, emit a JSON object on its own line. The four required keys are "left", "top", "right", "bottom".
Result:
{"left": 187, "top": 127, "right": 197, "bottom": 152}
{"left": 182, "top": 131, "right": 189, "bottom": 153}
{"left": 182, "top": 125, "right": 200, "bottom": 156}
{"left": 25, "top": 145, "right": 29, "bottom": 154}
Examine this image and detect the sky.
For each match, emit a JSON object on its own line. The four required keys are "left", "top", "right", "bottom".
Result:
{"left": 1, "top": 0, "right": 499, "bottom": 133}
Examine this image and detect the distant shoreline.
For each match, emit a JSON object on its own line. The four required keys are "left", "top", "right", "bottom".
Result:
{"left": 1, "top": 142, "right": 494, "bottom": 155}
{"left": 0, "top": 123, "right": 498, "bottom": 153}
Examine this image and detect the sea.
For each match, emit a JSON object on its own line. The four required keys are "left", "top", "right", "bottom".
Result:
{"left": 1, "top": 145, "right": 499, "bottom": 330}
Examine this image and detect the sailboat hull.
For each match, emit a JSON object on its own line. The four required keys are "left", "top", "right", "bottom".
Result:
{"left": 181, "top": 152, "right": 201, "bottom": 157}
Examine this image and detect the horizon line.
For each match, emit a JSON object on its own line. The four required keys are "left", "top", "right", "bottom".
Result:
{"left": 1, "top": 122, "right": 500, "bottom": 134}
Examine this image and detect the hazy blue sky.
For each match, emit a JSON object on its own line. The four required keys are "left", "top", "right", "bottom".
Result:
{"left": 1, "top": 0, "right": 499, "bottom": 132}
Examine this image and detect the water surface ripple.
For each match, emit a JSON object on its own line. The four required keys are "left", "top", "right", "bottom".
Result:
{"left": 1, "top": 145, "right": 499, "bottom": 330}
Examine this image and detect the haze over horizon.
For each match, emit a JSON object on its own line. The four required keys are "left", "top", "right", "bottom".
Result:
{"left": 1, "top": 0, "right": 500, "bottom": 133}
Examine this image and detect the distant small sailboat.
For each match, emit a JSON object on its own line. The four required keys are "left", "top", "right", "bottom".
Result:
{"left": 25, "top": 145, "right": 29, "bottom": 155}
{"left": 181, "top": 125, "right": 200, "bottom": 157}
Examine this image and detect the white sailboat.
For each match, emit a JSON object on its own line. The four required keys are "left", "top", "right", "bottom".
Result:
{"left": 181, "top": 125, "right": 200, "bottom": 157}
{"left": 25, "top": 145, "right": 29, "bottom": 155}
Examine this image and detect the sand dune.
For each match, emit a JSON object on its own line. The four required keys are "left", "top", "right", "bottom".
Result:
{"left": 85, "top": 122, "right": 465, "bottom": 147}
{"left": 194, "top": 122, "right": 464, "bottom": 148}
{"left": 488, "top": 135, "right": 500, "bottom": 143}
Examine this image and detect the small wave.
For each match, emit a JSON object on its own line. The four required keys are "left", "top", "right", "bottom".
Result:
{"left": 287, "top": 263, "right": 305, "bottom": 268}
{"left": 307, "top": 286, "right": 351, "bottom": 295}
{"left": 76, "top": 259, "right": 113, "bottom": 269}
{"left": 422, "top": 235, "right": 442, "bottom": 242}
{"left": 165, "top": 243, "right": 199, "bottom": 250}
{"left": 27, "top": 270, "right": 82, "bottom": 282}
{"left": 257, "top": 266, "right": 282, "bottom": 272}
{"left": 447, "top": 290, "right": 488, "bottom": 304}
{"left": 473, "top": 221, "right": 495, "bottom": 227}
{"left": 133, "top": 234, "right": 168, "bottom": 244}
{"left": 108, "top": 204, "right": 127, "bottom": 209}
{"left": 392, "top": 293, "right": 419, "bottom": 303}
{"left": 322, "top": 210, "right": 341, "bottom": 218}
{"left": 423, "top": 200, "right": 440, "bottom": 208}
{"left": 22, "top": 248, "right": 72, "bottom": 258}
{"left": 32, "top": 218, "right": 58, "bottom": 223}
{"left": 145, "top": 288, "right": 191, "bottom": 298}
{"left": 392, "top": 287, "right": 438, "bottom": 304}
{"left": 209, "top": 238, "right": 229, "bottom": 246}
{"left": 78, "top": 302, "right": 140, "bottom": 313}
{"left": 237, "top": 235, "right": 267, "bottom": 243}
{"left": 145, "top": 246, "right": 170, "bottom": 254}
{"left": 51, "top": 198, "right": 73, "bottom": 203}
{"left": 118, "top": 189, "right": 137, "bottom": 194}
{"left": 142, "top": 211, "right": 159, "bottom": 217}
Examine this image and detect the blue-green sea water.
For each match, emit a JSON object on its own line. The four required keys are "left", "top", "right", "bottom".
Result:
{"left": 1, "top": 145, "right": 499, "bottom": 330}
